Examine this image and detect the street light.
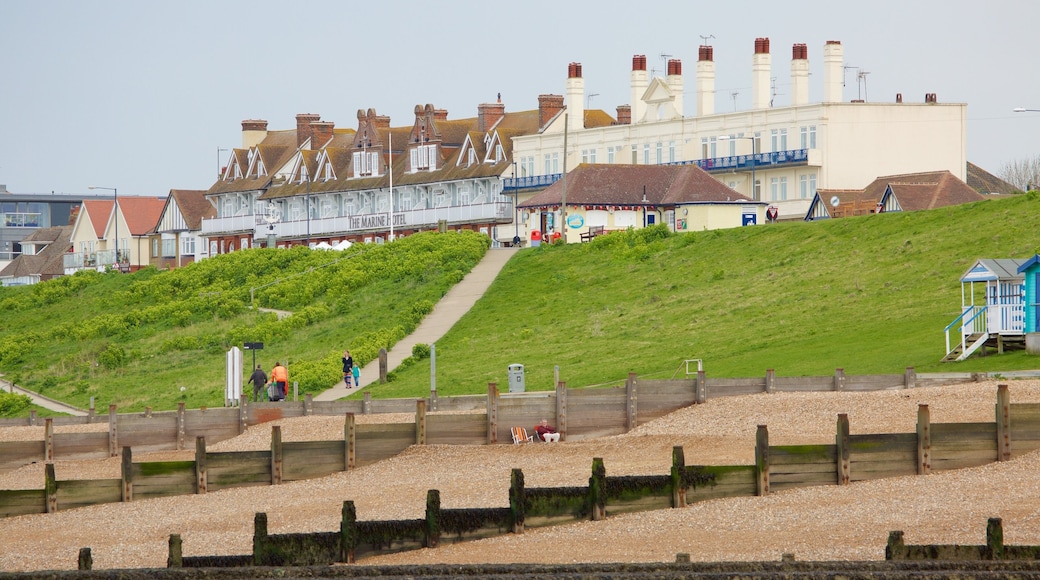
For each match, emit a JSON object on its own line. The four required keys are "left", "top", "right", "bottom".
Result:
{"left": 511, "top": 162, "right": 521, "bottom": 246}
{"left": 1013, "top": 108, "right": 1040, "bottom": 113}
{"left": 88, "top": 186, "right": 118, "bottom": 267}
{"left": 718, "top": 135, "right": 758, "bottom": 200}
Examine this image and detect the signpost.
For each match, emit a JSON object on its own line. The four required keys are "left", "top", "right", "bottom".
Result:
{"left": 243, "top": 342, "right": 264, "bottom": 373}
{"left": 766, "top": 206, "right": 779, "bottom": 222}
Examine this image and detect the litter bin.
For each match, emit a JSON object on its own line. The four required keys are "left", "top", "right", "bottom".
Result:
{"left": 530, "top": 230, "right": 541, "bottom": 247}
{"left": 507, "top": 364, "right": 526, "bottom": 393}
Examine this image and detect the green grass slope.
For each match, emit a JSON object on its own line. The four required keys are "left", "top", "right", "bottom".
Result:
{"left": 0, "top": 231, "right": 490, "bottom": 414}
{"left": 374, "top": 193, "right": 1040, "bottom": 398}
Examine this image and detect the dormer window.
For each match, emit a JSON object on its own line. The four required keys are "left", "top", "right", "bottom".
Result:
{"left": 322, "top": 163, "right": 335, "bottom": 182}
{"left": 467, "top": 148, "right": 477, "bottom": 167}
{"left": 352, "top": 150, "right": 380, "bottom": 178}
{"left": 410, "top": 144, "right": 437, "bottom": 172}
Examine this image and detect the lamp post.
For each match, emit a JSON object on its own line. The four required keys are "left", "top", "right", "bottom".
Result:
{"left": 88, "top": 186, "right": 118, "bottom": 266}
{"left": 511, "top": 162, "right": 521, "bottom": 246}
{"left": 1013, "top": 108, "right": 1040, "bottom": 113}
{"left": 718, "top": 135, "right": 758, "bottom": 200}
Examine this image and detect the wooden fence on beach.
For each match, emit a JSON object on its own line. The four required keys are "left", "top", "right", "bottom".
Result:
{"left": 4, "top": 381, "right": 1040, "bottom": 528}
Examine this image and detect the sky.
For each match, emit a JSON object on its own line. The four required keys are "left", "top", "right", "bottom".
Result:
{"left": 1, "top": 0, "right": 1038, "bottom": 196}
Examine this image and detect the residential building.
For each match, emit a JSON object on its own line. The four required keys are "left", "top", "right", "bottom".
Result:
{"left": 0, "top": 187, "right": 93, "bottom": 267}
{"left": 805, "top": 170, "right": 987, "bottom": 220}
{"left": 509, "top": 38, "right": 969, "bottom": 231}
{"left": 0, "top": 224, "right": 73, "bottom": 286}
{"left": 65, "top": 196, "right": 166, "bottom": 273}
{"left": 152, "top": 189, "right": 215, "bottom": 268}
{"left": 201, "top": 97, "right": 547, "bottom": 252}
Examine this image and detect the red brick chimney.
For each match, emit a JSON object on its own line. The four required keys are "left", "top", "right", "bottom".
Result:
{"left": 433, "top": 109, "right": 449, "bottom": 122}
{"left": 310, "top": 121, "right": 334, "bottom": 148}
{"left": 615, "top": 104, "right": 631, "bottom": 125}
{"left": 478, "top": 95, "right": 505, "bottom": 132}
{"left": 241, "top": 119, "right": 268, "bottom": 131}
{"left": 296, "top": 113, "right": 320, "bottom": 148}
{"left": 539, "top": 94, "right": 564, "bottom": 129}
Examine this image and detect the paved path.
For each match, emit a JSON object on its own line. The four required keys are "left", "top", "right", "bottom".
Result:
{"left": 313, "top": 247, "right": 518, "bottom": 401}
{"left": 0, "top": 375, "right": 88, "bottom": 416}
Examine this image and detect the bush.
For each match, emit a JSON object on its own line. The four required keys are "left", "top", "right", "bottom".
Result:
{"left": 0, "top": 391, "right": 32, "bottom": 416}
{"left": 97, "top": 344, "right": 126, "bottom": 370}
{"left": 411, "top": 343, "right": 431, "bottom": 360}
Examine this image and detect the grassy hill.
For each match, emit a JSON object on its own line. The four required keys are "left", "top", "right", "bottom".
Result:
{"left": 2, "top": 193, "right": 1039, "bottom": 416}
{"left": 372, "top": 193, "right": 1040, "bottom": 398}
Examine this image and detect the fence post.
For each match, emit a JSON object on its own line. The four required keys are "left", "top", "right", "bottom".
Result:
{"left": 344, "top": 413, "right": 355, "bottom": 470}
{"left": 341, "top": 501, "right": 357, "bottom": 564}
{"left": 486, "top": 383, "right": 498, "bottom": 444}
{"left": 765, "top": 369, "right": 775, "bottom": 394}
{"left": 509, "top": 468, "right": 525, "bottom": 534}
{"left": 238, "top": 395, "right": 247, "bottom": 434}
{"left": 44, "top": 418, "right": 53, "bottom": 462}
{"left": 416, "top": 399, "right": 427, "bottom": 445}
{"left": 625, "top": 373, "right": 637, "bottom": 432}
{"left": 88, "top": 399, "right": 96, "bottom": 424}
{"left": 671, "top": 446, "right": 686, "bottom": 508}
{"left": 108, "top": 405, "right": 119, "bottom": 457}
{"left": 176, "top": 402, "right": 186, "bottom": 451}
{"left": 987, "top": 517, "right": 1005, "bottom": 560}
{"left": 834, "top": 368, "right": 846, "bottom": 391}
{"left": 755, "top": 425, "right": 769, "bottom": 496}
{"left": 996, "top": 384, "right": 1011, "bottom": 461}
{"left": 362, "top": 391, "right": 371, "bottom": 415}
{"left": 253, "top": 512, "right": 269, "bottom": 566}
{"left": 167, "top": 534, "right": 182, "bottom": 568}
{"left": 589, "top": 457, "right": 606, "bottom": 521}
{"left": 904, "top": 366, "right": 916, "bottom": 389}
{"left": 557, "top": 381, "right": 568, "bottom": 441}
{"left": 121, "top": 446, "right": 133, "bottom": 502}
{"left": 29, "top": 409, "right": 37, "bottom": 426}
{"left": 836, "top": 414, "right": 850, "bottom": 485}
{"left": 78, "top": 547, "right": 92, "bottom": 571}
{"left": 45, "top": 463, "right": 57, "bottom": 513}
{"left": 886, "top": 531, "right": 906, "bottom": 560}
{"left": 425, "top": 489, "right": 441, "bottom": 548}
{"left": 144, "top": 407, "right": 152, "bottom": 418}
{"left": 379, "top": 347, "right": 388, "bottom": 384}
{"left": 304, "top": 393, "right": 313, "bottom": 416}
{"left": 696, "top": 369, "right": 706, "bottom": 404}
{"left": 271, "top": 426, "right": 282, "bottom": 485}
{"left": 917, "top": 404, "right": 931, "bottom": 475}
{"left": 195, "top": 436, "right": 207, "bottom": 494}
{"left": 429, "top": 388, "right": 438, "bottom": 412}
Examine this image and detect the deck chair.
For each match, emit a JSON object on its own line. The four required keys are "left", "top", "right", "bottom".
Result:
{"left": 511, "top": 426, "right": 534, "bottom": 444}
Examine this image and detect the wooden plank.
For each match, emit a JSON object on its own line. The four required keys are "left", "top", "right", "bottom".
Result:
{"left": 849, "top": 465, "right": 917, "bottom": 481}
{"left": 768, "top": 445, "right": 836, "bottom": 465}
{"left": 0, "top": 489, "right": 46, "bottom": 517}
{"left": 770, "top": 474, "right": 837, "bottom": 488}
{"left": 845, "top": 374, "right": 906, "bottom": 391}
{"left": 131, "top": 461, "right": 197, "bottom": 498}
{"left": 282, "top": 441, "right": 346, "bottom": 481}
{"left": 705, "top": 378, "right": 766, "bottom": 398}
{"left": 0, "top": 440, "right": 45, "bottom": 471}
{"left": 426, "top": 415, "right": 487, "bottom": 445}
{"left": 208, "top": 451, "right": 271, "bottom": 490}
{"left": 51, "top": 432, "right": 110, "bottom": 459}
{"left": 56, "top": 478, "right": 122, "bottom": 510}
{"left": 773, "top": 376, "right": 835, "bottom": 392}
{"left": 932, "top": 454, "right": 997, "bottom": 471}
{"left": 685, "top": 466, "right": 756, "bottom": 502}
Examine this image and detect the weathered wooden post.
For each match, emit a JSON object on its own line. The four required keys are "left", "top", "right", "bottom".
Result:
{"left": 836, "top": 414, "right": 850, "bottom": 485}
{"left": 253, "top": 512, "right": 269, "bottom": 566}
{"left": 121, "top": 446, "right": 133, "bottom": 502}
{"left": 556, "top": 381, "right": 568, "bottom": 441}
{"left": 671, "top": 446, "right": 686, "bottom": 508}
{"left": 996, "top": 384, "right": 1010, "bottom": 461}
{"left": 509, "top": 468, "right": 525, "bottom": 534}
{"left": 765, "top": 369, "right": 776, "bottom": 394}
{"left": 885, "top": 530, "right": 906, "bottom": 560}
{"left": 987, "top": 517, "right": 1005, "bottom": 560}
{"left": 144, "top": 406, "right": 152, "bottom": 418}
{"left": 486, "top": 383, "right": 498, "bottom": 444}
{"left": 362, "top": 391, "right": 371, "bottom": 415}
{"left": 340, "top": 501, "right": 357, "bottom": 564}
{"left": 917, "top": 404, "right": 931, "bottom": 475}
{"left": 696, "top": 369, "right": 706, "bottom": 404}
{"left": 904, "top": 366, "right": 916, "bottom": 389}
{"left": 625, "top": 372, "right": 638, "bottom": 432}
{"left": 425, "top": 489, "right": 441, "bottom": 548}
{"left": 45, "top": 463, "right": 57, "bottom": 513}
{"left": 416, "top": 399, "right": 427, "bottom": 445}
{"left": 195, "top": 436, "right": 207, "bottom": 494}
{"left": 834, "top": 368, "right": 847, "bottom": 391}
{"left": 44, "top": 418, "right": 53, "bottom": 462}
{"left": 29, "top": 409, "right": 37, "bottom": 426}
{"left": 378, "top": 347, "right": 388, "bottom": 384}
{"left": 344, "top": 413, "right": 355, "bottom": 470}
{"left": 755, "top": 425, "right": 769, "bottom": 496}
{"left": 303, "top": 393, "right": 313, "bottom": 416}
{"left": 167, "top": 534, "right": 182, "bottom": 568}
{"left": 108, "top": 405, "right": 119, "bottom": 457}
{"left": 78, "top": 547, "right": 92, "bottom": 570}
{"left": 238, "top": 395, "right": 248, "bottom": 433}
{"left": 176, "top": 402, "right": 186, "bottom": 450}
{"left": 271, "top": 426, "right": 282, "bottom": 485}
{"left": 589, "top": 457, "right": 606, "bottom": 521}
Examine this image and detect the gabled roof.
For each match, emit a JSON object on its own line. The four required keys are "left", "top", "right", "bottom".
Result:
{"left": 518, "top": 163, "right": 753, "bottom": 209}
{"left": 582, "top": 109, "right": 617, "bottom": 128}
{"left": 865, "top": 170, "right": 985, "bottom": 211}
{"left": 81, "top": 199, "right": 114, "bottom": 239}
{"left": 1017, "top": 254, "right": 1040, "bottom": 274}
{"left": 168, "top": 189, "right": 216, "bottom": 230}
{"left": 961, "top": 258, "right": 1027, "bottom": 283}
{"left": 0, "top": 224, "right": 73, "bottom": 281}
{"left": 208, "top": 131, "right": 298, "bottom": 195}
{"left": 966, "top": 161, "right": 1019, "bottom": 195}
{"left": 117, "top": 197, "right": 167, "bottom": 236}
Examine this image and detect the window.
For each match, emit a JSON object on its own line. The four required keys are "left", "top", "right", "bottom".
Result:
{"left": 799, "top": 125, "right": 817, "bottom": 149}
{"left": 181, "top": 234, "right": 196, "bottom": 255}
{"left": 588, "top": 148, "right": 596, "bottom": 163}
{"left": 412, "top": 144, "right": 438, "bottom": 171}
{"left": 655, "top": 142, "right": 663, "bottom": 164}
{"left": 800, "top": 174, "right": 808, "bottom": 199}
{"left": 161, "top": 237, "right": 176, "bottom": 257}
{"left": 544, "top": 153, "right": 551, "bottom": 174}
{"left": 240, "top": 237, "right": 250, "bottom": 249}
{"left": 151, "top": 238, "right": 159, "bottom": 258}
{"left": 668, "top": 141, "right": 676, "bottom": 163}
{"left": 607, "top": 146, "right": 616, "bottom": 164}
{"left": 467, "top": 148, "right": 477, "bottom": 166}
{"left": 780, "top": 129, "right": 787, "bottom": 150}
{"left": 770, "top": 177, "right": 779, "bottom": 201}
{"left": 352, "top": 150, "right": 380, "bottom": 177}
{"left": 643, "top": 143, "right": 650, "bottom": 164}
{"left": 581, "top": 149, "right": 590, "bottom": 164}
{"left": 551, "top": 152, "right": 560, "bottom": 174}
{"left": 772, "top": 129, "right": 787, "bottom": 151}
{"left": 780, "top": 176, "right": 788, "bottom": 201}
{"left": 809, "top": 175, "right": 817, "bottom": 199}
{"left": 727, "top": 135, "right": 737, "bottom": 156}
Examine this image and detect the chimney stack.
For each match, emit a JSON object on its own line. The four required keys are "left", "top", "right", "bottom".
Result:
{"left": 478, "top": 95, "right": 506, "bottom": 132}
{"left": 790, "top": 43, "right": 809, "bottom": 106}
{"left": 310, "top": 121, "right": 334, "bottom": 148}
{"left": 538, "top": 94, "right": 564, "bottom": 129}
{"left": 566, "top": 62, "right": 585, "bottom": 132}
{"left": 823, "top": 40, "right": 844, "bottom": 103}
{"left": 696, "top": 45, "right": 715, "bottom": 117}
{"left": 241, "top": 119, "right": 268, "bottom": 148}
{"left": 752, "top": 38, "right": 771, "bottom": 109}
{"left": 631, "top": 55, "right": 648, "bottom": 123}
{"left": 296, "top": 113, "right": 320, "bottom": 148}
{"left": 667, "top": 59, "right": 684, "bottom": 117}
{"left": 615, "top": 104, "right": 631, "bottom": 125}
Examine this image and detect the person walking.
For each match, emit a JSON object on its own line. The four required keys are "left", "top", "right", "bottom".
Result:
{"left": 247, "top": 364, "right": 268, "bottom": 403}
{"left": 270, "top": 361, "right": 288, "bottom": 401}
{"left": 352, "top": 361, "right": 360, "bottom": 388}
{"left": 342, "top": 350, "right": 354, "bottom": 387}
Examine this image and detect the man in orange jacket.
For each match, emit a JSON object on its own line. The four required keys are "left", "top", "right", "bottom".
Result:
{"left": 270, "top": 362, "right": 288, "bottom": 401}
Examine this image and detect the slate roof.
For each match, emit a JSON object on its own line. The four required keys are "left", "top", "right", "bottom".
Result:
{"left": 0, "top": 224, "right": 73, "bottom": 281}
{"left": 863, "top": 170, "right": 985, "bottom": 211}
{"left": 966, "top": 162, "right": 1019, "bottom": 195}
{"left": 518, "top": 163, "right": 753, "bottom": 209}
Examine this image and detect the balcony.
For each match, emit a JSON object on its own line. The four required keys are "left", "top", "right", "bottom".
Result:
{"left": 673, "top": 148, "right": 810, "bottom": 173}
{"left": 502, "top": 174, "right": 563, "bottom": 190}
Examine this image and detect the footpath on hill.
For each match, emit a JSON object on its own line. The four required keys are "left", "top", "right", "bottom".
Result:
{"left": 312, "top": 247, "right": 518, "bottom": 402}
{"left": 0, "top": 375, "right": 87, "bottom": 416}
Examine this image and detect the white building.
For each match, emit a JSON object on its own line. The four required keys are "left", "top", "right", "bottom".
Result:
{"left": 509, "top": 38, "right": 967, "bottom": 230}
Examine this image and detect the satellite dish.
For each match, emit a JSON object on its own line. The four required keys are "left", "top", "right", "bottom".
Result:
{"left": 830, "top": 195, "right": 840, "bottom": 208}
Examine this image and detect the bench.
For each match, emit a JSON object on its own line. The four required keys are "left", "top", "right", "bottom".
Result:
{"left": 580, "top": 225, "right": 605, "bottom": 242}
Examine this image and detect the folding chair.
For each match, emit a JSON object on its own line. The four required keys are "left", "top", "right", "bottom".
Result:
{"left": 511, "top": 426, "right": 534, "bottom": 444}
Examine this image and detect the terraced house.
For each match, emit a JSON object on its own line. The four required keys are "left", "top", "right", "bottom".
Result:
{"left": 201, "top": 97, "right": 550, "bottom": 252}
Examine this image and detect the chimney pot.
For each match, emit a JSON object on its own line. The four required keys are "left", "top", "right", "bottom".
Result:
{"left": 896, "top": 93, "right": 903, "bottom": 103}
{"left": 668, "top": 59, "right": 681, "bottom": 75}
{"left": 698, "top": 45, "right": 713, "bottom": 62}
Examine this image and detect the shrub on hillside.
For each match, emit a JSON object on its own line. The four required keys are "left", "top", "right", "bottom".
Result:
{"left": 0, "top": 391, "right": 32, "bottom": 416}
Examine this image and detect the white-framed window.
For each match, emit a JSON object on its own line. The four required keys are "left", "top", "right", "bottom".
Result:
{"left": 808, "top": 174, "right": 816, "bottom": 199}
{"left": 352, "top": 150, "right": 380, "bottom": 177}
{"left": 494, "top": 144, "right": 504, "bottom": 163}
{"left": 780, "top": 176, "right": 788, "bottom": 201}
{"left": 551, "top": 152, "right": 559, "bottom": 174}
{"left": 240, "top": 237, "right": 250, "bottom": 249}
{"left": 607, "top": 146, "right": 616, "bottom": 164}
{"left": 161, "top": 236, "right": 176, "bottom": 257}
{"left": 543, "top": 153, "right": 551, "bottom": 174}
{"left": 770, "top": 177, "right": 779, "bottom": 201}
{"left": 701, "top": 137, "right": 717, "bottom": 159}
{"left": 800, "top": 174, "right": 808, "bottom": 199}
{"left": 800, "top": 125, "right": 817, "bottom": 149}
{"left": 581, "top": 149, "right": 590, "bottom": 163}
{"left": 772, "top": 129, "right": 788, "bottom": 151}
{"left": 181, "top": 234, "right": 196, "bottom": 255}
{"left": 151, "top": 238, "right": 159, "bottom": 258}
{"left": 411, "top": 144, "right": 437, "bottom": 172}
{"left": 642, "top": 143, "right": 650, "bottom": 164}
{"left": 668, "top": 141, "right": 676, "bottom": 162}
{"left": 655, "top": 142, "right": 663, "bottom": 164}
{"left": 467, "top": 148, "right": 477, "bottom": 167}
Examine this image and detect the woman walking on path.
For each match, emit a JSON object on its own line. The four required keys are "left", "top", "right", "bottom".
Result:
{"left": 342, "top": 350, "right": 354, "bottom": 387}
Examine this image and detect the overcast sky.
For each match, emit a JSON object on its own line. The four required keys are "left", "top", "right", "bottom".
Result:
{"left": 1, "top": 0, "right": 1037, "bottom": 196}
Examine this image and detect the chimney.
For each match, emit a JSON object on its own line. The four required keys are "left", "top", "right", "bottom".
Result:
{"left": 631, "top": 55, "right": 648, "bottom": 123}
{"left": 478, "top": 95, "right": 506, "bottom": 132}
{"left": 538, "top": 94, "right": 564, "bottom": 128}
{"left": 241, "top": 119, "right": 268, "bottom": 148}
{"left": 696, "top": 45, "right": 715, "bottom": 116}
{"left": 433, "top": 109, "right": 448, "bottom": 122}
{"left": 896, "top": 93, "right": 903, "bottom": 103}
{"left": 295, "top": 113, "right": 320, "bottom": 148}
{"left": 566, "top": 62, "right": 585, "bottom": 132}
{"left": 752, "top": 38, "right": 771, "bottom": 109}
{"left": 823, "top": 40, "right": 843, "bottom": 103}
{"left": 790, "top": 43, "right": 809, "bottom": 106}
{"left": 310, "top": 121, "right": 334, "bottom": 148}
{"left": 615, "top": 104, "right": 631, "bottom": 125}
{"left": 667, "top": 59, "right": 684, "bottom": 117}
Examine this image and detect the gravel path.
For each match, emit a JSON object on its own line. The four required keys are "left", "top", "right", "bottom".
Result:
{"left": 1, "top": 380, "right": 1038, "bottom": 572}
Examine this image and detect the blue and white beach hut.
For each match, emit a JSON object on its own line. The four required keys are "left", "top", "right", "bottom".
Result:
{"left": 943, "top": 258, "right": 1026, "bottom": 361}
